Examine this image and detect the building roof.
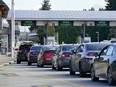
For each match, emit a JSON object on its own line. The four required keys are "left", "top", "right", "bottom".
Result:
{"left": 7, "top": 10, "right": 116, "bottom": 21}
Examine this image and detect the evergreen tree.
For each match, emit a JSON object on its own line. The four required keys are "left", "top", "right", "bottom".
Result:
{"left": 105, "top": 0, "right": 116, "bottom": 10}
{"left": 39, "top": 0, "right": 51, "bottom": 10}
{"left": 99, "top": 8, "right": 105, "bottom": 11}
{"left": 89, "top": 7, "right": 95, "bottom": 11}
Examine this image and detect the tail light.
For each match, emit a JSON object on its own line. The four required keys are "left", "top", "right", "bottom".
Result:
{"left": 29, "top": 52, "right": 33, "bottom": 56}
{"left": 61, "top": 53, "right": 70, "bottom": 57}
{"left": 85, "top": 52, "right": 95, "bottom": 59}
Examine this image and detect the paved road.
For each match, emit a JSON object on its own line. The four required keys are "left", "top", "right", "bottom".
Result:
{"left": 0, "top": 62, "right": 112, "bottom": 87}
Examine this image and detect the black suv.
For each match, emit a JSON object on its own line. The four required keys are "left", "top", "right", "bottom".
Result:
{"left": 16, "top": 42, "right": 33, "bottom": 64}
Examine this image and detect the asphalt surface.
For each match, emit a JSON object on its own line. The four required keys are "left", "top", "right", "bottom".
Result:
{"left": 0, "top": 62, "right": 112, "bottom": 87}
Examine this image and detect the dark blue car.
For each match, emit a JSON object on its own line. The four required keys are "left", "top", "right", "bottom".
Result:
{"left": 27, "top": 45, "right": 43, "bottom": 65}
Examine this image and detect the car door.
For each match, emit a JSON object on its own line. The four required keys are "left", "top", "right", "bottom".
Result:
{"left": 74, "top": 45, "right": 84, "bottom": 71}
{"left": 38, "top": 48, "right": 43, "bottom": 64}
{"left": 54, "top": 46, "right": 61, "bottom": 67}
{"left": 100, "top": 45, "right": 114, "bottom": 78}
{"left": 94, "top": 46, "right": 108, "bottom": 77}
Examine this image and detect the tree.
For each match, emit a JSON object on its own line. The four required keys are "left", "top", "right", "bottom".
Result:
{"left": 29, "top": 26, "right": 45, "bottom": 45}
{"left": 48, "top": 24, "right": 55, "bottom": 36}
{"left": 39, "top": 0, "right": 51, "bottom": 10}
{"left": 105, "top": 0, "right": 116, "bottom": 10}
{"left": 107, "top": 28, "right": 116, "bottom": 39}
{"left": 99, "top": 8, "right": 105, "bottom": 11}
{"left": 89, "top": 7, "right": 95, "bottom": 11}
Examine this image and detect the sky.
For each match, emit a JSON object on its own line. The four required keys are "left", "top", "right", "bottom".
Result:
{"left": 3, "top": 0, "right": 107, "bottom": 10}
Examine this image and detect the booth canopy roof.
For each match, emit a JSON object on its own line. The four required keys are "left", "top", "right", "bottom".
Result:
{"left": 7, "top": 10, "right": 116, "bottom": 21}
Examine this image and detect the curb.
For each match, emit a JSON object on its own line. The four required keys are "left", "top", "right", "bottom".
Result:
{"left": 0, "top": 60, "right": 14, "bottom": 68}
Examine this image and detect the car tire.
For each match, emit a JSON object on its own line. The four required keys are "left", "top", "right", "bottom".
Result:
{"left": 79, "top": 64, "right": 86, "bottom": 77}
{"left": 52, "top": 63, "right": 56, "bottom": 70}
{"left": 17, "top": 60, "right": 21, "bottom": 64}
{"left": 28, "top": 62, "right": 32, "bottom": 66}
{"left": 91, "top": 66, "right": 99, "bottom": 81}
{"left": 107, "top": 68, "right": 115, "bottom": 85}
{"left": 56, "top": 61, "right": 62, "bottom": 71}
{"left": 40, "top": 63, "right": 44, "bottom": 67}
{"left": 37, "top": 63, "right": 40, "bottom": 67}
{"left": 70, "top": 64, "right": 75, "bottom": 75}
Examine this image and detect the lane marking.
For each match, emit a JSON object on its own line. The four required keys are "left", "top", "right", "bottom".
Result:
{"left": 6, "top": 66, "right": 85, "bottom": 87}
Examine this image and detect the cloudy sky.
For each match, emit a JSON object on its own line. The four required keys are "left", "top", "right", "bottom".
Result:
{"left": 4, "top": 0, "right": 106, "bottom": 10}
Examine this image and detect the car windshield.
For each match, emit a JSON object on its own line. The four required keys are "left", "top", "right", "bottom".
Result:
{"left": 62, "top": 45, "right": 73, "bottom": 51}
{"left": 85, "top": 44, "right": 107, "bottom": 51}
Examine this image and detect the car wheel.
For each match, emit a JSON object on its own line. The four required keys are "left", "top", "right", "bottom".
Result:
{"left": 52, "top": 63, "right": 56, "bottom": 70}
{"left": 40, "top": 62, "right": 44, "bottom": 67}
{"left": 17, "top": 60, "right": 21, "bottom": 64}
{"left": 107, "top": 68, "right": 115, "bottom": 85}
{"left": 79, "top": 64, "right": 86, "bottom": 77}
{"left": 91, "top": 66, "right": 99, "bottom": 81}
{"left": 70, "top": 64, "right": 75, "bottom": 75}
{"left": 28, "top": 62, "right": 32, "bottom": 66}
{"left": 56, "top": 61, "right": 62, "bottom": 71}
{"left": 37, "top": 63, "right": 40, "bottom": 67}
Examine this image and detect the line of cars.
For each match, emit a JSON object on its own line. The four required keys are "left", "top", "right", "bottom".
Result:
{"left": 16, "top": 42, "right": 116, "bottom": 86}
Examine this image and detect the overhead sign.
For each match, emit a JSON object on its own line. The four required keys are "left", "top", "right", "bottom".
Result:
{"left": 59, "top": 21, "right": 73, "bottom": 26}
{"left": 21, "top": 21, "right": 36, "bottom": 26}
{"left": 95, "top": 21, "right": 109, "bottom": 26}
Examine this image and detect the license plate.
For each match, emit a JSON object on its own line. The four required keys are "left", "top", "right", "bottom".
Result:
{"left": 46, "top": 58, "right": 51, "bottom": 60}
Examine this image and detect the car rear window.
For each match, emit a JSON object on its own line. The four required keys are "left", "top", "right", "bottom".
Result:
{"left": 19, "top": 45, "right": 32, "bottom": 50}
{"left": 43, "top": 46, "right": 56, "bottom": 51}
{"left": 85, "top": 44, "right": 107, "bottom": 51}
{"left": 31, "top": 46, "right": 42, "bottom": 50}
{"left": 62, "top": 45, "right": 73, "bottom": 51}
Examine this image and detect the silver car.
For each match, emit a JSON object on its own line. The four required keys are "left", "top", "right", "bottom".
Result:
{"left": 69, "top": 42, "right": 108, "bottom": 77}
{"left": 52, "top": 44, "right": 79, "bottom": 71}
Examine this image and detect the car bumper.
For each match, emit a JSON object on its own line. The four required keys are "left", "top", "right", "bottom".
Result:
{"left": 43, "top": 60, "right": 52, "bottom": 65}
{"left": 28, "top": 56, "right": 37, "bottom": 63}
{"left": 58, "top": 57, "right": 70, "bottom": 68}
{"left": 81, "top": 58, "right": 92, "bottom": 72}
{"left": 17, "top": 55, "right": 27, "bottom": 61}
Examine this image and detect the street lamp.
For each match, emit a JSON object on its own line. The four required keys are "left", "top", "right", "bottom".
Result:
{"left": 96, "top": 31, "right": 99, "bottom": 42}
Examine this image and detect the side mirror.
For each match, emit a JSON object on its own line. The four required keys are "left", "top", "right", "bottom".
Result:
{"left": 70, "top": 49, "right": 76, "bottom": 54}
{"left": 94, "top": 53, "right": 99, "bottom": 58}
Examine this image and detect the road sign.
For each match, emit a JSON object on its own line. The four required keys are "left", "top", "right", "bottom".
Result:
{"left": 21, "top": 20, "right": 36, "bottom": 26}
{"left": 95, "top": 21, "right": 109, "bottom": 26}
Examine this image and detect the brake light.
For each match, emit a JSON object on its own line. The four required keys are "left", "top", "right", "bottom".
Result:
{"left": 61, "top": 53, "right": 70, "bottom": 57}
{"left": 85, "top": 53, "right": 95, "bottom": 59}
{"left": 18, "top": 50, "right": 22, "bottom": 52}
{"left": 29, "top": 52, "right": 33, "bottom": 56}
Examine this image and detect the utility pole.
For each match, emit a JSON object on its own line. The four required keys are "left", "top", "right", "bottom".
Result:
{"left": 96, "top": 31, "right": 99, "bottom": 42}
{"left": 11, "top": 0, "right": 15, "bottom": 59}
{"left": 82, "top": 22, "right": 86, "bottom": 43}
{"left": 44, "top": 21, "right": 48, "bottom": 45}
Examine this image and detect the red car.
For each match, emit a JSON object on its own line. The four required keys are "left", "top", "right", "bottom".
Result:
{"left": 37, "top": 45, "right": 57, "bottom": 67}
